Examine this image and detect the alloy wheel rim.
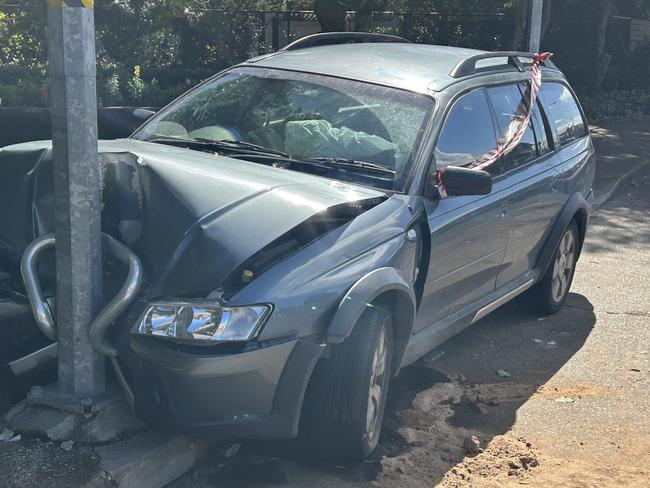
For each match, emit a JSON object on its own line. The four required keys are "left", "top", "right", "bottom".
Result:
{"left": 551, "top": 230, "right": 576, "bottom": 303}
{"left": 366, "top": 325, "right": 387, "bottom": 442}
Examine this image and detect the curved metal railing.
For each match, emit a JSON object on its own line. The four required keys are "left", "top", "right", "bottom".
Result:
{"left": 20, "top": 235, "right": 57, "bottom": 341}
{"left": 20, "top": 233, "right": 143, "bottom": 356}
{"left": 89, "top": 234, "right": 143, "bottom": 356}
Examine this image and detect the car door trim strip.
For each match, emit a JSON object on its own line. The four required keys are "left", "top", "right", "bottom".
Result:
{"left": 471, "top": 278, "right": 535, "bottom": 323}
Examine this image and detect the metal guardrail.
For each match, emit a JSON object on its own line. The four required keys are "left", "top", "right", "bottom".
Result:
{"left": 20, "top": 235, "right": 57, "bottom": 341}
{"left": 20, "top": 233, "right": 143, "bottom": 357}
{"left": 89, "top": 234, "right": 143, "bottom": 357}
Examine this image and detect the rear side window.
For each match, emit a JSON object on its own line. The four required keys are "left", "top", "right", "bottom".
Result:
{"left": 487, "top": 84, "right": 550, "bottom": 173}
{"left": 435, "top": 89, "right": 498, "bottom": 174}
{"left": 539, "top": 83, "right": 587, "bottom": 146}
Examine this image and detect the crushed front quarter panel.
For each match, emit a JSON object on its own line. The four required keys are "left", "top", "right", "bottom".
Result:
{"left": 0, "top": 138, "right": 387, "bottom": 299}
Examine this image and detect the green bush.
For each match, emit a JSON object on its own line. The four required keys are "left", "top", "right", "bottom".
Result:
{"left": 0, "top": 64, "right": 193, "bottom": 108}
{"left": 581, "top": 88, "right": 650, "bottom": 122}
{"left": 0, "top": 65, "right": 48, "bottom": 107}
{"left": 96, "top": 68, "right": 189, "bottom": 108}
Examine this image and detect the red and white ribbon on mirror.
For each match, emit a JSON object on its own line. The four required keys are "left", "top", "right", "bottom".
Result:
{"left": 469, "top": 52, "right": 553, "bottom": 171}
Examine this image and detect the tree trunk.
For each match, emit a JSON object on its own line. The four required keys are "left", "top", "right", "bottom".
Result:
{"left": 314, "top": 0, "right": 347, "bottom": 32}
{"left": 510, "top": 0, "right": 529, "bottom": 51}
{"left": 353, "top": 0, "right": 387, "bottom": 32}
{"left": 174, "top": 16, "right": 194, "bottom": 67}
{"left": 593, "top": 0, "right": 615, "bottom": 93}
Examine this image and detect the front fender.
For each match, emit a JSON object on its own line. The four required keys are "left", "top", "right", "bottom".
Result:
{"left": 326, "top": 267, "right": 416, "bottom": 358}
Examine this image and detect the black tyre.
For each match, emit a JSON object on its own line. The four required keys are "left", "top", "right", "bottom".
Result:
{"left": 524, "top": 220, "right": 580, "bottom": 315}
{"left": 299, "top": 305, "right": 393, "bottom": 464}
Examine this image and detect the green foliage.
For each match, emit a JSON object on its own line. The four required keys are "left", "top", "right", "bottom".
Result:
{"left": 104, "top": 73, "right": 122, "bottom": 105}
{"left": 582, "top": 88, "right": 650, "bottom": 122}
{"left": 0, "top": 0, "right": 649, "bottom": 118}
{"left": 0, "top": 65, "right": 47, "bottom": 107}
{"left": 127, "top": 66, "right": 145, "bottom": 102}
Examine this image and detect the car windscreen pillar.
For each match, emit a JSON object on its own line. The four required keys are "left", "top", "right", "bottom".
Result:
{"left": 47, "top": 0, "right": 105, "bottom": 397}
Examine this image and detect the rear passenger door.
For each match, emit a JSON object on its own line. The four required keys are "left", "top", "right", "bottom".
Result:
{"left": 416, "top": 89, "right": 510, "bottom": 333}
{"left": 538, "top": 82, "right": 593, "bottom": 206}
{"left": 486, "top": 84, "right": 564, "bottom": 288}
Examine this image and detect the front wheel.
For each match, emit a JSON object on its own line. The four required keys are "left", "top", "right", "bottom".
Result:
{"left": 299, "top": 305, "right": 393, "bottom": 464}
{"left": 524, "top": 220, "right": 580, "bottom": 315}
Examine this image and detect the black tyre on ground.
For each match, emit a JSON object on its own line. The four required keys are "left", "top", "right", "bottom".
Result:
{"left": 524, "top": 219, "right": 580, "bottom": 315}
{"left": 299, "top": 305, "right": 393, "bottom": 464}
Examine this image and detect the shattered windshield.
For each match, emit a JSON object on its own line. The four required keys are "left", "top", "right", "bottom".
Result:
{"left": 133, "top": 67, "right": 433, "bottom": 191}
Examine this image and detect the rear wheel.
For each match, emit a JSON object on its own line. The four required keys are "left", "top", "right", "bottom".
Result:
{"left": 524, "top": 220, "right": 580, "bottom": 315}
{"left": 299, "top": 305, "right": 393, "bottom": 464}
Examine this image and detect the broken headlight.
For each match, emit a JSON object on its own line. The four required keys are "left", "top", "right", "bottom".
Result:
{"left": 134, "top": 302, "right": 272, "bottom": 343}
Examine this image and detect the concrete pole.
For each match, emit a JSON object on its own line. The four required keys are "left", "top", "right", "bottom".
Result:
{"left": 528, "top": 0, "right": 543, "bottom": 52}
{"left": 47, "top": 0, "right": 105, "bottom": 397}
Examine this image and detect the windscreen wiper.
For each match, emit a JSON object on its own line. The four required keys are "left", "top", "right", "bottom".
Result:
{"left": 149, "top": 138, "right": 395, "bottom": 176}
{"left": 302, "top": 157, "right": 396, "bottom": 175}
{"left": 148, "top": 137, "right": 290, "bottom": 158}
{"left": 192, "top": 138, "right": 291, "bottom": 158}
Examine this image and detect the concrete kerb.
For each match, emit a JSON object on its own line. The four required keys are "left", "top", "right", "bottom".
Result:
{"left": 4, "top": 396, "right": 210, "bottom": 488}
{"left": 95, "top": 431, "right": 210, "bottom": 488}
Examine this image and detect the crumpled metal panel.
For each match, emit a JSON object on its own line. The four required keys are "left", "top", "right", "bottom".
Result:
{"left": 0, "top": 138, "right": 385, "bottom": 298}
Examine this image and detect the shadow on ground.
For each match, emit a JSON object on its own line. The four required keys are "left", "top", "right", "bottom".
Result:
{"left": 172, "top": 292, "right": 595, "bottom": 488}
{"left": 590, "top": 118, "right": 650, "bottom": 212}
{"left": 583, "top": 170, "right": 650, "bottom": 254}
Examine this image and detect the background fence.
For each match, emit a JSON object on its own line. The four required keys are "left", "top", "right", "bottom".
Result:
{"left": 257, "top": 10, "right": 516, "bottom": 52}
{"left": 1, "top": 2, "right": 649, "bottom": 120}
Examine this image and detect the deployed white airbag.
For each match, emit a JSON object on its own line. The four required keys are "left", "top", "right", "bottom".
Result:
{"left": 284, "top": 120, "right": 397, "bottom": 162}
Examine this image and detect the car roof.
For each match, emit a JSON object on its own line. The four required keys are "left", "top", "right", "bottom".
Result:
{"left": 243, "top": 43, "right": 554, "bottom": 94}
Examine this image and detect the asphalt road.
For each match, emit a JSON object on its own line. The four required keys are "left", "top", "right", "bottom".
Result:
{"left": 170, "top": 120, "right": 650, "bottom": 488}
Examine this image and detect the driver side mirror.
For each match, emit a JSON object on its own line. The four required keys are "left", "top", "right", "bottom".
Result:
{"left": 433, "top": 165, "right": 492, "bottom": 198}
{"left": 132, "top": 108, "right": 156, "bottom": 120}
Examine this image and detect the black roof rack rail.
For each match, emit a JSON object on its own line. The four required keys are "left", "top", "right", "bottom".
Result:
{"left": 449, "top": 51, "right": 556, "bottom": 78}
{"left": 281, "top": 32, "right": 410, "bottom": 52}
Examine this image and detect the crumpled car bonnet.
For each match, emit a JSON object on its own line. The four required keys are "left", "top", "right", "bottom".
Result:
{"left": 0, "top": 139, "right": 386, "bottom": 299}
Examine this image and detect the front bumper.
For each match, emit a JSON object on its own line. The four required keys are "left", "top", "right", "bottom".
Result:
{"left": 116, "top": 336, "right": 325, "bottom": 439}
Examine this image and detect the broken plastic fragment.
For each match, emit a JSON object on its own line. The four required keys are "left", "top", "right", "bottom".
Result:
{"left": 555, "top": 396, "right": 576, "bottom": 403}
{"left": 0, "top": 428, "right": 14, "bottom": 441}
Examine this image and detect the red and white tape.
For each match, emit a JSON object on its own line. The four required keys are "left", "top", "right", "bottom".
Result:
{"left": 470, "top": 52, "right": 553, "bottom": 171}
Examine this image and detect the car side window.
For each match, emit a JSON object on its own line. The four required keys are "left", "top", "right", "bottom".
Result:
{"left": 435, "top": 89, "right": 499, "bottom": 174}
{"left": 487, "top": 84, "right": 548, "bottom": 174}
{"left": 539, "top": 82, "right": 588, "bottom": 146}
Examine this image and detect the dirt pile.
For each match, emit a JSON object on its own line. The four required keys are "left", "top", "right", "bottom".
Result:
{"left": 441, "top": 436, "right": 539, "bottom": 487}
{"left": 373, "top": 365, "right": 542, "bottom": 488}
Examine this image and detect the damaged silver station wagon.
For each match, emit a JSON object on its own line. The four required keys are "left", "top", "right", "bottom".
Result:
{"left": 0, "top": 33, "right": 595, "bottom": 462}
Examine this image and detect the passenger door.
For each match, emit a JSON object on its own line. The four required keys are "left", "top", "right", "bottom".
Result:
{"left": 415, "top": 89, "right": 510, "bottom": 333}
{"left": 485, "top": 84, "right": 564, "bottom": 288}
{"left": 538, "top": 82, "right": 593, "bottom": 208}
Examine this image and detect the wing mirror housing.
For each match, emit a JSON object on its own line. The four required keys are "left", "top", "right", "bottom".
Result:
{"left": 132, "top": 108, "right": 157, "bottom": 120}
{"left": 434, "top": 166, "right": 492, "bottom": 198}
